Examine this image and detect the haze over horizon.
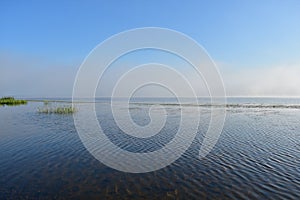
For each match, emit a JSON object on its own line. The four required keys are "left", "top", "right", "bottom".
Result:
{"left": 1, "top": 1, "right": 300, "bottom": 98}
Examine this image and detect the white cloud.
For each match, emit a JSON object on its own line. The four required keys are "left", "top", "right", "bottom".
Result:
{"left": 220, "top": 63, "right": 300, "bottom": 97}
{"left": 1, "top": 52, "right": 300, "bottom": 98}
{"left": 0, "top": 53, "right": 77, "bottom": 98}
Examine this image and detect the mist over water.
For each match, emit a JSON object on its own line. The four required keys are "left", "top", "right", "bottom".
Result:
{"left": 0, "top": 98, "right": 300, "bottom": 199}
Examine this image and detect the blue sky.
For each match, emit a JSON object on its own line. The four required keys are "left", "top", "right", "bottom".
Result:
{"left": 1, "top": 0, "right": 300, "bottom": 97}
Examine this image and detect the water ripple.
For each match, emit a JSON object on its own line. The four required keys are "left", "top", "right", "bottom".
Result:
{"left": 0, "top": 102, "right": 300, "bottom": 199}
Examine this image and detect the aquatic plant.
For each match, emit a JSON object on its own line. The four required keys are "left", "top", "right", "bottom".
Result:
{"left": 43, "top": 100, "right": 50, "bottom": 105}
{"left": 0, "top": 97, "right": 27, "bottom": 106}
{"left": 38, "top": 106, "right": 76, "bottom": 114}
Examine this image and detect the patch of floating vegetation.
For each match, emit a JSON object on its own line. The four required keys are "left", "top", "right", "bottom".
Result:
{"left": 131, "top": 102, "right": 300, "bottom": 109}
{"left": 38, "top": 106, "right": 77, "bottom": 114}
{"left": 0, "top": 97, "right": 27, "bottom": 106}
{"left": 43, "top": 100, "right": 50, "bottom": 105}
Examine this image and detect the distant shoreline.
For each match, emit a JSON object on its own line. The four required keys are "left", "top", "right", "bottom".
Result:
{"left": 21, "top": 99, "right": 300, "bottom": 109}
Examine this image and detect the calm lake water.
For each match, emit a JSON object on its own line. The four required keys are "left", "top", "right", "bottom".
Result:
{"left": 0, "top": 98, "right": 300, "bottom": 199}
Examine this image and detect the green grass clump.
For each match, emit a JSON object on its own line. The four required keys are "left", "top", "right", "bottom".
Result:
{"left": 43, "top": 100, "right": 50, "bottom": 105}
{"left": 38, "top": 106, "right": 76, "bottom": 114}
{"left": 0, "top": 97, "right": 27, "bottom": 106}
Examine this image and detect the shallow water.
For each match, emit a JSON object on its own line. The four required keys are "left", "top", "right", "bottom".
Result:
{"left": 0, "top": 99, "right": 300, "bottom": 199}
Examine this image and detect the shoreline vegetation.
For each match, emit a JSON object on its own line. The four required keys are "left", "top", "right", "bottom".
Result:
{"left": 24, "top": 99, "right": 300, "bottom": 109}
{"left": 0, "top": 97, "right": 27, "bottom": 106}
{"left": 0, "top": 96, "right": 76, "bottom": 114}
{"left": 2, "top": 97, "right": 300, "bottom": 110}
{"left": 31, "top": 100, "right": 300, "bottom": 109}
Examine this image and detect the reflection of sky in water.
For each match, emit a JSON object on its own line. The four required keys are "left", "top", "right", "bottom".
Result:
{"left": 0, "top": 100, "right": 300, "bottom": 199}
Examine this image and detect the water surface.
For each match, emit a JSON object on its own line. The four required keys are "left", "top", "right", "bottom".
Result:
{"left": 0, "top": 98, "right": 300, "bottom": 199}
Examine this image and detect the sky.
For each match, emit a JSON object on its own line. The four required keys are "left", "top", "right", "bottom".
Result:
{"left": 1, "top": 0, "right": 300, "bottom": 97}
